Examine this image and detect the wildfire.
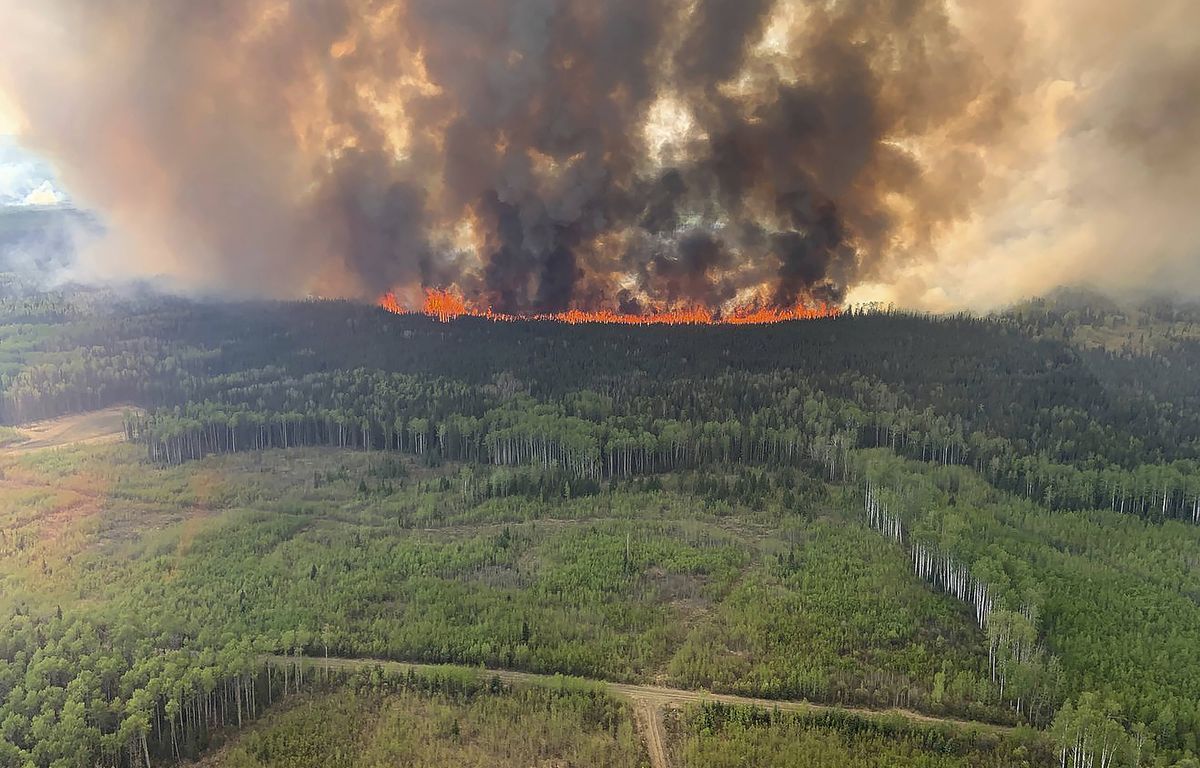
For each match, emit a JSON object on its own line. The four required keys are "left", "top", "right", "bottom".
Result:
{"left": 422, "top": 288, "right": 469, "bottom": 322}
{"left": 378, "top": 291, "right": 404, "bottom": 314}
{"left": 379, "top": 288, "right": 840, "bottom": 325}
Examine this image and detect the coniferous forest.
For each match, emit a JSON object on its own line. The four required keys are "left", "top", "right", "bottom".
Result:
{"left": 1, "top": 282, "right": 1199, "bottom": 767}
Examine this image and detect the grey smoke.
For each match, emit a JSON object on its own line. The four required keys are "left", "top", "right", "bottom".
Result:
{"left": 0, "top": 0, "right": 1196, "bottom": 311}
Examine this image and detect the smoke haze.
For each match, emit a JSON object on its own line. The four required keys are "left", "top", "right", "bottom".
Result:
{"left": 0, "top": 0, "right": 1196, "bottom": 311}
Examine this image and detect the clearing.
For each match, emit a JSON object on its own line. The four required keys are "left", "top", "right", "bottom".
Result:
{"left": 271, "top": 655, "right": 1014, "bottom": 768}
{"left": 3, "top": 407, "right": 130, "bottom": 453}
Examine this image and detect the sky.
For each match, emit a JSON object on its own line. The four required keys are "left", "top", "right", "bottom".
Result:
{"left": 0, "top": 94, "right": 68, "bottom": 207}
{"left": 0, "top": 140, "right": 68, "bottom": 207}
{"left": 0, "top": 0, "right": 1197, "bottom": 311}
{"left": 0, "top": 94, "right": 56, "bottom": 205}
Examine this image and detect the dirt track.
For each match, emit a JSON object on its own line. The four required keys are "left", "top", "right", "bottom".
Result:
{"left": 268, "top": 655, "right": 1012, "bottom": 768}
{"left": 3, "top": 407, "right": 129, "bottom": 453}
{"left": 634, "top": 700, "right": 670, "bottom": 768}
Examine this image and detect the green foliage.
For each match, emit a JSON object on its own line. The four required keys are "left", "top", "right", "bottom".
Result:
{"left": 213, "top": 672, "right": 647, "bottom": 768}
{"left": 2, "top": 287, "right": 1199, "bottom": 765}
{"left": 0, "top": 425, "right": 24, "bottom": 447}
{"left": 676, "top": 703, "right": 1052, "bottom": 767}
{"left": 856, "top": 450, "right": 1200, "bottom": 754}
{"left": 668, "top": 521, "right": 997, "bottom": 719}
{"left": 0, "top": 446, "right": 1010, "bottom": 766}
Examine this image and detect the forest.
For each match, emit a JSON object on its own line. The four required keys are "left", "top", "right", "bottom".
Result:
{"left": 1, "top": 283, "right": 1199, "bottom": 766}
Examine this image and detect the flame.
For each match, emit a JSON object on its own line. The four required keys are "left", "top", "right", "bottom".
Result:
{"left": 379, "top": 288, "right": 840, "bottom": 325}
{"left": 723, "top": 304, "right": 838, "bottom": 324}
{"left": 379, "top": 291, "right": 405, "bottom": 314}
{"left": 422, "top": 288, "right": 469, "bottom": 321}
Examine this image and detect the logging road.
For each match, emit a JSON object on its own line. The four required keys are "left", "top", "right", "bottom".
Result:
{"left": 266, "top": 654, "right": 1014, "bottom": 768}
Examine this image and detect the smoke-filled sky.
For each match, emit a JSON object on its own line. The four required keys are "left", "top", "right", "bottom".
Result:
{"left": 0, "top": 0, "right": 1196, "bottom": 312}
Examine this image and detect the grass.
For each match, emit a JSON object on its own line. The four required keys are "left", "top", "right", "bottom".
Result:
{"left": 0, "top": 444, "right": 996, "bottom": 711}
{"left": 667, "top": 704, "right": 1049, "bottom": 768}
{"left": 200, "top": 674, "right": 647, "bottom": 768}
{"left": 0, "top": 425, "right": 26, "bottom": 447}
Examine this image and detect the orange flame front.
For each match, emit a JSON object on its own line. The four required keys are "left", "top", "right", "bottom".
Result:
{"left": 379, "top": 288, "right": 840, "bottom": 325}
{"left": 423, "top": 288, "right": 469, "bottom": 321}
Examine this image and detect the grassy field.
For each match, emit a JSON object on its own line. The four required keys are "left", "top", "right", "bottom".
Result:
{"left": 0, "top": 424, "right": 26, "bottom": 447}
{"left": 665, "top": 704, "right": 1048, "bottom": 768}
{"left": 0, "top": 439, "right": 996, "bottom": 718}
{"left": 189, "top": 664, "right": 1041, "bottom": 768}
{"left": 0, "top": 406, "right": 128, "bottom": 452}
{"left": 197, "top": 669, "right": 648, "bottom": 768}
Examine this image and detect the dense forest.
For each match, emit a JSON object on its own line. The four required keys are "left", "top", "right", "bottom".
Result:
{"left": 4, "top": 287, "right": 1196, "bottom": 521}
{"left": 1, "top": 283, "right": 1199, "bottom": 766}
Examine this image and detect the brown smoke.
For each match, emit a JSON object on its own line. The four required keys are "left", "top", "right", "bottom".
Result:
{"left": 0, "top": 0, "right": 1196, "bottom": 311}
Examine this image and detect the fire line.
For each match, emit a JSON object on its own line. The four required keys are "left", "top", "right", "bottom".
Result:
{"left": 379, "top": 289, "right": 840, "bottom": 325}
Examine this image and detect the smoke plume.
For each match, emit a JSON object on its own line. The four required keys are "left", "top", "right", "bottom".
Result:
{"left": 0, "top": 0, "right": 1197, "bottom": 311}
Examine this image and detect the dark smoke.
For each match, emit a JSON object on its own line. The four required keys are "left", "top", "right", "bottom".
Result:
{"left": 0, "top": 0, "right": 1023, "bottom": 311}
{"left": 651, "top": 231, "right": 735, "bottom": 307}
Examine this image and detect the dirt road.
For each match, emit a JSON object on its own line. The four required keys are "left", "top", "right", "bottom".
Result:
{"left": 3, "top": 407, "right": 130, "bottom": 453}
{"left": 267, "top": 655, "right": 1011, "bottom": 768}
{"left": 634, "top": 700, "right": 670, "bottom": 768}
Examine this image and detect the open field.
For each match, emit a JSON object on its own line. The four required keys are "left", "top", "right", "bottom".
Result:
{"left": 194, "top": 674, "right": 650, "bottom": 768}
{"left": 2, "top": 405, "right": 128, "bottom": 452}
{"left": 0, "top": 442, "right": 998, "bottom": 712}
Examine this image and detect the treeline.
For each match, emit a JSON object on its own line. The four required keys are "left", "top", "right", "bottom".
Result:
{"left": 0, "top": 609, "right": 321, "bottom": 768}
{"left": 2, "top": 602, "right": 634, "bottom": 768}
{"left": 863, "top": 483, "right": 1063, "bottom": 726}
{"left": 199, "top": 664, "right": 646, "bottom": 768}
{"left": 4, "top": 289, "right": 1199, "bottom": 525}
{"left": 117, "top": 367, "right": 842, "bottom": 480}
{"left": 4, "top": 291, "right": 1199, "bottom": 471}
{"left": 860, "top": 413, "right": 1200, "bottom": 522}
{"left": 117, "top": 361, "right": 1200, "bottom": 525}
{"left": 1050, "top": 693, "right": 1155, "bottom": 768}
{"left": 0, "top": 340, "right": 215, "bottom": 424}
{"left": 855, "top": 449, "right": 1200, "bottom": 757}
